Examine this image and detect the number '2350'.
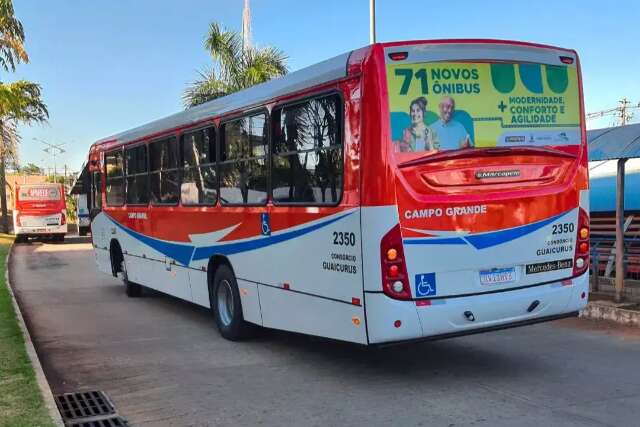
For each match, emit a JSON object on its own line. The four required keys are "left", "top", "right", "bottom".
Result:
{"left": 333, "top": 232, "right": 356, "bottom": 246}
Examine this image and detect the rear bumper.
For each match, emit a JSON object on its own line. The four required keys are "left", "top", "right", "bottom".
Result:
{"left": 365, "top": 271, "right": 589, "bottom": 344}
{"left": 15, "top": 224, "right": 67, "bottom": 236}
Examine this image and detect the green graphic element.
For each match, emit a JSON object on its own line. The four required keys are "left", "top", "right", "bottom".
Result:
{"left": 545, "top": 65, "right": 569, "bottom": 94}
{"left": 518, "top": 64, "right": 543, "bottom": 94}
{"left": 490, "top": 63, "right": 515, "bottom": 93}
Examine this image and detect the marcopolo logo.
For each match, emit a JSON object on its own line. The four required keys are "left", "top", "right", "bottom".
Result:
{"left": 475, "top": 170, "right": 521, "bottom": 179}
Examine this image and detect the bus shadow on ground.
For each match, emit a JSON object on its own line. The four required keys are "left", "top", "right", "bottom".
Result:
{"left": 13, "top": 235, "right": 92, "bottom": 245}
{"left": 132, "top": 286, "right": 544, "bottom": 381}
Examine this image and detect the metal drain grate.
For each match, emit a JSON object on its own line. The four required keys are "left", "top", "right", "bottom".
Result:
{"left": 55, "top": 390, "right": 115, "bottom": 420}
{"left": 68, "top": 416, "right": 129, "bottom": 427}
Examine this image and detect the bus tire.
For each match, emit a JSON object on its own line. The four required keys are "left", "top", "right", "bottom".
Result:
{"left": 121, "top": 256, "right": 142, "bottom": 298}
{"left": 211, "top": 264, "right": 250, "bottom": 341}
{"left": 110, "top": 242, "right": 142, "bottom": 297}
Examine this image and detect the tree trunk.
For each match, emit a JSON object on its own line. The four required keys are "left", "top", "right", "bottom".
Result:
{"left": 0, "top": 120, "right": 8, "bottom": 234}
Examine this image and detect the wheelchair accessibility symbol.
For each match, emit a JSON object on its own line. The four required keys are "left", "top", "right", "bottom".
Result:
{"left": 261, "top": 213, "right": 271, "bottom": 236}
{"left": 415, "top": 273, "right": 436, "bottom": 297}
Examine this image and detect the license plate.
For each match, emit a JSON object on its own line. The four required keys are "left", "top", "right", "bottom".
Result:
{"left": 480, "top": 267, "right": 516, "bottom": 285}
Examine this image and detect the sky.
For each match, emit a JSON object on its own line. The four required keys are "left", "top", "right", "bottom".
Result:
{"left": 9, "top": 0, "right": 640, "bottom": 174}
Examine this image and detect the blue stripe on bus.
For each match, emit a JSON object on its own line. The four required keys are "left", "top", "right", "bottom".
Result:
{"left": 108, "top": 211, "right": 354, "bottom": 266}
{"left": 403, "top": 209, "right": 572, "bottom": 250}
{"left": 110, "top": 219, "right": 196, "bottom": 266}
{"left": 404, "top": 237, "right": 467, "bottom": 245}
{"left": 191, "top": 212, "right": 352, "bottom": 261}
{"left": 463, "top": 210, "right": 571, "bottom": 249}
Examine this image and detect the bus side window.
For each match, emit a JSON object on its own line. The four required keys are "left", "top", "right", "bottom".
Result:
{"left": 105, "top": 150, "right": 125, "bottom": 206}
{"left": 219, "top": 113, "right": 268, "bottom": 205}
{"left": 149, "top": 137, "right": 179, "bottom": 205}
{"left": 125, "top": 144, "right": 149, "bottom": 205}
{"left": 181, "top": 127, "right": 217, "bottom": 205}
{"left": 272, "top": 94, "right": 343, "bottom": 205}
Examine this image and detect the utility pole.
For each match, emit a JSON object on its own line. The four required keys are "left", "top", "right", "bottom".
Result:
{"left": 369, "top": 0, "right": 376, "bottom": 44}
{"left": 33, "top": 137, "right": 65, "bottom": 182}
{"left": 586, "top": 98, "right": 640, "bottom": 126}
{"left": 241, "top": 0, "right": 252, "bottom": 52}
{"left": 618, "top": 98, "right": 633, "bottom": 126}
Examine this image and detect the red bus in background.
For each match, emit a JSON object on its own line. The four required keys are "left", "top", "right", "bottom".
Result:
{"left": 14, "top": 183, "right": 67, "bottom": 242}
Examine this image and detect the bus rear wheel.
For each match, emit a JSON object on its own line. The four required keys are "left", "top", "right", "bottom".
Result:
{"left": 211, "top": 264, "right": 250, "bottom": 341}
{"left": 121, "top": 257, "right": 142, "bottom": 298}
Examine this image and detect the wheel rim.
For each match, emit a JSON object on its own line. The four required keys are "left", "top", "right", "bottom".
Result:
{"left": 217, "top": 279, "right": 234, "bottom": 326}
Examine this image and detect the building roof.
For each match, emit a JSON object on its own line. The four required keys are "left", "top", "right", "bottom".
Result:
{"left": 587, "top": 123, "right": 640, "bottom": 161}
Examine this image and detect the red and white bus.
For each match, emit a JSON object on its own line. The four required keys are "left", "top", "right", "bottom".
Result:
{"left": 14, "top": 183, "right": 67, "bottom": 242}
{"left": 87, "top": 39, "right": 589, "bottom": 344}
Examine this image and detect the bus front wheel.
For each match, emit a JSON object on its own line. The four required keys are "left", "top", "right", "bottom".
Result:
{"left": 211, "top": 264, "right": 250, "bottom": 341}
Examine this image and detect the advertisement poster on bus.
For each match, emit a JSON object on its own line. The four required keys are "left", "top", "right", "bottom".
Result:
{"left": 386, "top": 61, "right": 581, "bottom": 153}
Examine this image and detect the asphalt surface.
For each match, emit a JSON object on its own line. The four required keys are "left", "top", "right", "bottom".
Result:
{"left": 10, "top": 236, "right": 640, "bottom": 427}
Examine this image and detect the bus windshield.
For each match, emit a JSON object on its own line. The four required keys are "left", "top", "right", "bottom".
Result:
{"left": 387, "top": 60, "right": 581, "bottom": 158}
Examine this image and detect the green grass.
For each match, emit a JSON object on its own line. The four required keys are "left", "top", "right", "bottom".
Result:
{"left": 0, "top": 234, "right": 56, "bottom": 427}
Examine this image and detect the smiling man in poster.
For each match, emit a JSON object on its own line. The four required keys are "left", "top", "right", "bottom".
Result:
{"left": 430, "top": 96, "right": 473, "bottom": 150}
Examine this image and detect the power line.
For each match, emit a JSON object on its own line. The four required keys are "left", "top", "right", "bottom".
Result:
{"left": 33, "top": 137, "right": 65, "bottom": 181}
{"left": 586, "top": 98, "right": 640, "bottom": 126}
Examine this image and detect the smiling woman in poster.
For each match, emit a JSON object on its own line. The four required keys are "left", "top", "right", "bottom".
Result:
{"left": 397, "top": 97, "right": 439, "bottom": 152}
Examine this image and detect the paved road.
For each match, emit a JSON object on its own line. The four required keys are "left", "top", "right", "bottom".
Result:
{"left": 10, "top": 237, "right": 640, "bottom": 426}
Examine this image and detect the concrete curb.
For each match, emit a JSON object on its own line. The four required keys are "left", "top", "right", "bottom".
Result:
{"left": 580, "top": 301, "right": 640, "bottom": 327}
{"left": 5, "top": 244, "right": 65, "bottom": 427}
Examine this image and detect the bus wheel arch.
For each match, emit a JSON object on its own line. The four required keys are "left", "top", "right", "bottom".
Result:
{"left": 109, "top": 239, "right": 123, "bottom": 277}
{"left": 207, "top": 255, "right": 251, "bottom": 340}
{"left": 110, "top": 239, "right": 142, "bottom": 297}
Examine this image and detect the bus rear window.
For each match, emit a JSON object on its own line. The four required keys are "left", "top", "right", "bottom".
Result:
{"left": 386, "top": 60, "right": 581, "bottom": 157}
{"left": 18, "top": 186, "right": 61, "bottom": 201}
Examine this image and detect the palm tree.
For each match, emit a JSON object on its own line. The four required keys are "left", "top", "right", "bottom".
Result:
{"left": 0, "top": 0, "right": 49, "bottom": 233}
{"left": 0, "top": 0, "right": 27, "bottom": 73}
{"left": 0, "top": 81, "right": 48, "bottom": 233}
{"left": 183, "top": 22, "right": 288, "bottom": 108}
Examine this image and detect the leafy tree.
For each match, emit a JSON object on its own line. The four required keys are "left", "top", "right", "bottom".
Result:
{"left": 183, "top": 22, "right": 288, "bottom": 108}
{"left": 18, "top": 162, "right": 42, "bottom": 175}
{"left": 0, "top": 0, "right": 49, "bottom": 233}
{"left": 0, "top": 0, "right": 27, "bottom": 73}
{"left": 0, "top": 81, "right": 48, "bottom": 232}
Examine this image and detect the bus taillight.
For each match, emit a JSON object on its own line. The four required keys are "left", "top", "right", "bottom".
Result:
{"left": 15, "top": 213, "right": 21, "bottom": 227}
{"left": 573, "top": 208, "right": 589, "bottom": 276}
{"left": 380, "top": 224, "right": 411, "bottom": 300}
{"left": 60, "top": 212, "right": 66, "bottom": 225}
